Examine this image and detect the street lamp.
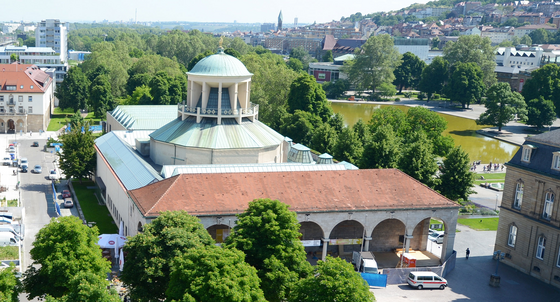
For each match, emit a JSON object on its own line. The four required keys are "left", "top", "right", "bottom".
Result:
{"left": 490, "top": 250, "right": 505, "bottom": 287}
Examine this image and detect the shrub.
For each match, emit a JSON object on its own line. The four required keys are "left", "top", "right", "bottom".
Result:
{"left": 404, "top": 92, "right": 412, "bottom": 98}
{"left": 417, "top": 93, "right": 426, "bottom": 101}
{"left": 433, "top": 93, "right": 441, "bottom": 100}
{"left": 395, "top": 97, "right": 401, "bottom": 102}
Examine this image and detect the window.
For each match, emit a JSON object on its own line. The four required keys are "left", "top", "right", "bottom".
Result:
{"left": 18, "top": 96, "right": 22, "bottom": 102}
{"left": 5, "top": 86, "right": 15, "bottom": 91}
{"left": 19, "top": 85, "right": 23, "bottom": 89}
{"left": 0, "top": 96, "right": 3, "bottom": 102}
{"left": 514, "top": 183, "right": 524, "bottom": 209}
{"left": 543, "top": 192, "right": 555, "bottom": 220}
{"left": 0, "top": 106, "right": 4, "bottom": 113}
{"left": 537, "top": 236, "right": 546, "bottom": 260}
{"left": 508, "top": 225, "right": 517, "bottom": 247}
{"left": 553, "top": 152, "right": 560, "bottom": 170}
{"left": 522, "top": 145, "right": 535, "bottom": 162}
{"left": 28, "top": 96, "right": 32, "bottom": 102}
{"left": 557, "top": 246, "right": 560, "bottom": 267}
{"left": 27, "top": 106, "right": 32, "bottom": 114}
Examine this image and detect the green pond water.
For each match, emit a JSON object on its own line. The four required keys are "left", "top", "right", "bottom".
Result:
{"left": 331, "top": 103, "right": 519, "bottom": 164}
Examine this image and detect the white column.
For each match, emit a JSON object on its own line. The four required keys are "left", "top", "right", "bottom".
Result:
{"left": 245, "top": 81, "right": 250, "bottom": 108}
{"left": 322, "top": 238, "right": 329, "bottom": 261}
{"left": 201, "top": 82, "right": 209, "bottom": 110}
{"left": 188, "top": 80, "right": 193, "bottom": 107}
{"left": 233, "top": 83, "right": 239, "bottom": 113}
{"left": 363, "top": 237, "right": 372, "bottom": 252}
{"left": 405, "top": 234, "right": 413, "bottom": 254}
{"left": 217, "top": 82, "right": 222, "bottom": 125}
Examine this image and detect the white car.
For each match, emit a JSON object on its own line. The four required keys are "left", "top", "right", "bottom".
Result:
{"left": 48, "top": 170, "right": 59, "bottom": 180}
{"left": 7, "top": 146, "right": 15, "bottom": 153}
{"left": 428, "top": 231, "right": 444, "bottom": 244}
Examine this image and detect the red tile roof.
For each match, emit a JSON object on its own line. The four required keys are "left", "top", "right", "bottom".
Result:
{"left": 128, "top": 169, "right": 459, "bottom": 218}
{"left": 0, "top": 63, "right": 52, "bottom": 93}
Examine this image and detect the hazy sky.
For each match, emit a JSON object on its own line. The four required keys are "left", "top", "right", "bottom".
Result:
{"left": 1, "top": 0, "right": 430, "bottom": 24}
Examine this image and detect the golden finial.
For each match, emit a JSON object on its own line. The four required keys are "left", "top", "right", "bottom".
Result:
{"left": 219, "top": 36, "right": 224, "bottom": 48}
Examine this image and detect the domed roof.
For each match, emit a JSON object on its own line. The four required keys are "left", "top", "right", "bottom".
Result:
{"left": 188, "top": 49, "right": 253, "bottom": 77}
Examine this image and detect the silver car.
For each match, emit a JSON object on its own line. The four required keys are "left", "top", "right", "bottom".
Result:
{"left": 33, "top": 165, "right": 42, "bottom": 174}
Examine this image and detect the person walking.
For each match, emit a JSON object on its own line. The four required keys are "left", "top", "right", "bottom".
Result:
{"left": 466, "top": 248, "right": 470, "bottom": 260}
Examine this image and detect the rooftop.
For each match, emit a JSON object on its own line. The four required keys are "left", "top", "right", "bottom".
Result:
{"left": 0, "top": 63, "right": 52, "bottom": 93}
{"left": 110, "top": 105, "right": 178, "bottom": 130}
{"left": 187, "top": 48, "right": 252, "bottom": 77}
{"left": 128, "top": 169, "right": 459, "bottom": 217}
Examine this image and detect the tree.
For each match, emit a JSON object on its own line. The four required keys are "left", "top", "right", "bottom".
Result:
{"left": 405, "top": 106, "right": 452, "bottom": 157}
{"left": 526, "top": 97, "right": 557, "bottom": 130}
{"left": 398, "top": 131, "right": 439, "bottom": 188}
{"left": 290, "top": 46, "right": 311, "bottom": 69}
{"left": 121, "top": 211, "right": 214, "bottom": 302}
{"left": 289, "top": 257, "right": 374, "bottom": 302}
{"left": 333, "top": 127, "right": 363, "bottom": 165}
{"left": 126, "top": 73, "right": 152, "bottom": 95}
{"left": 166, "top": 246, "right": 266, "bottom": 302}
{"left": 451, "top": 29, "right": 460, "bottom": 36}
{"left": 90, "top": 75, "right": 114, "bottom": 118}
{"left": 345, "top": 34, "right": 401, "bottom": 94}
{"left": 127, "top": 85, "right": 153, "bottom": 105}
{"left": 436, "top": 146, "right": 475, "bottom": 201}
{"left": 224, "top": 47, "right": 241, "bottom": 58}
{"left": 322, "top": 50, "right": 333, "bottom": 62}
{"left": 322, "top": 79, "right": 350, "bottom": 99}
{"left": 58, "top": 120, "right": 96, "bottom": 182}
{"left": 419, "top": 57, "right": 449, "bottom": 101}
{"left": 477, "top": 82, "right": 527, "bottom": 131}
{"left": 360, "top": 124, "right": 401, "bottom": 169}
{"left": 393, "top": 52, "right": 426, "bottom": 93}
{"left": 521, "top": 64, "right": 560, "bottom": 116}
{"left": 309, "top": 123, "right": 338, "bottom": 155}
{"left": 446, "top": 62, "right": 484, "bottom": 109}
{"left": 9, "top": 53, "right": 18, "bottom": 63}
{"left": 377, "top": 82, "right": 397, "bottom": 98}
{"left": 280, "top": 110, "right": 322, "bottom": 145}
{"left": 443, "top": 35, "right": 496, "bottom": 88}
{"left": 287, "top": 74, "right": 334, "bottom": 121}
{"left": 148, "top": 71, "right": 172, "bottom": 105}
{"left": 367, "top": 106, "right": 407, "bottom": 136}
{"left": 352, "top": 118, "right": 369, "bottom": 143}
{"left": 22, "top": 216, "right": 110, "bottom": 300}
{"left": 0, "top": 263, "right": 21, "bottom": 302}
{"left": 431, "top": 36, "right": 440, "bottom": 50}
{"left": 55, "top": 67, "right": 90, "bottom": 112}
{"left": 529, "top": 28, "right": 549, "bottom": 44}
{"left": 224, "top": 199, "right": 310, "bottom": 302}
{"left": 44, "top": 272, "right": 121, "bottom": 302}
{"left": 520, "top": 34, "right": 532, "bottom": 45}
{"left": 287, "top": 58, "right": 303, "bottom": 72}
{"left": 328, "top": 112, "right": 345, "bottom": 134}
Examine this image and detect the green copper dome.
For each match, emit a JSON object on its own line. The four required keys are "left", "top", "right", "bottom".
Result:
{"left": 188, "top": 49, "right": 253, "bottom": 77}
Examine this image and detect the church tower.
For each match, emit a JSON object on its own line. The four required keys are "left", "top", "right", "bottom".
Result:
{"left": 278, "top": 10, "right": 283, "bottom": 31}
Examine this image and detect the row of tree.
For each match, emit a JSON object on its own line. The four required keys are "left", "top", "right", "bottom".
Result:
{"left": 13, "top": 201, "right": 374, "bottom": 302}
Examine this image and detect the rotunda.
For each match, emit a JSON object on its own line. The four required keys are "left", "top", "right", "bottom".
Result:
{"left": 148, "top": 47, "right": 289, "bottom": 166}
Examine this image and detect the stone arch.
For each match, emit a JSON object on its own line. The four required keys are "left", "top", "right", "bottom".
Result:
{"left": 7, "top": 119, "right": 14, "bottom": 133}
{"left": 207, "top": 224, "right": 231, "bottom": 243}
{"left": 327, "top": 220, "right": 365, "bottom": 259}
{"left": 370, "top": 218, "right": 406, "bottom": 252}
{"left": 137, "top": 221, "right": 143, "bottom": 233}
{"left": 299, "top": 221, "right": 324, "bottom": 240}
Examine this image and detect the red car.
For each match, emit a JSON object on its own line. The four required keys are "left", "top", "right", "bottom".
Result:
{"left": 61, "top": 190, "right": 71, "bottom": 198}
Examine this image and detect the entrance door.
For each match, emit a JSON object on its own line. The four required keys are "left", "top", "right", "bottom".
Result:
{"left": 7, "top": 120, "right": 15, "bottom": 132}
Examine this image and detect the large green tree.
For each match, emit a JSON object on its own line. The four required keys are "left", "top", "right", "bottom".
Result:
{"left": 0, "top": 263, "right": 21, "bottom": 302}
{"left": 55, "top": 67, "right": 90, "bottom": 112}
{"left": 22, "top": 216, "right": 110, "bottom": 300}
{"left": 58, "top": 120, "right": 96, "bottom": 182}
{"left": 393, "top": 52, "right": 426, "bottom": 93}
{"left": 436, "top": 146, "right": 475, "bottom": 201}
{"left": 44, "top": 272, "right": 121, "bottom": 302}
{"left": 446, "top": 62, "right": 484, "bottom": 109}
{"left": 443, "top": 35, "right": 496, "bottom": 88}
{"left": 398, "top": 131, "right": 439, "bottom": 188}
{"left": 287, "top": 74, "right": 334, "bottom": 122}
{"left": 333, "top": 127, "right": 363, "bottom": 165}
{"left": 477, "top": 82, "right": 527, "bottom": 131}
{"left": 166, "top": 246, "right": 266, "bottom": 302}
{"left": 345, "top": 34, "right": 401, "bottom": 94}
{"left": 89, "top": 75, "right": 115, "bottom": 118}
{"left": 289, "top": 257, "right": 375, "bottom": 302}
{"left": 367, "top": 106, "right": 408, "bottom": 136}
{"left": 280, "top": 110, "right": 322, "bottom": 146}
{"left": 361, "top": 124, "right": 401, "bottom": 169}
{"left": 224, "top": 199, "right": 310, "bottom": 302}
{"left": 309, "top": 123, "right": 338, "bottom": 155}
{"left": 121, "top": 211, "right": 214, "bottom": 302}
{"left": 290, "top": 46, "right": 312, "bottom": 69}
{"left": 526, "top": 97, "right": 557, "bottom": 130}
{"left": 529, "top": 28, "right": 549, "bottom": 44}
{"left": 418, "top": 56, "right": 449, "bottom": 101}
{"left": 521, "top": 64, "right": 560, "bottom": 116}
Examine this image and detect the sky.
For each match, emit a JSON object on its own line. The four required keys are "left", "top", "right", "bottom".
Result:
{"left": 1, "top": 0, "right": 430, "bottom": 24}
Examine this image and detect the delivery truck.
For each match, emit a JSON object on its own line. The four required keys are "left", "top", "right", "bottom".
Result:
{"left": 352, "top": 251, "right": 379, "bottom": 274}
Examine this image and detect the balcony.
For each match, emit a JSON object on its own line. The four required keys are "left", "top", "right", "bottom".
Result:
{"left": 178, "top": 102, "right": 259, "bottom": 123}
{"left": 7, "top": 101, "right": 15, "bottom": 106}
{"left": 0, "top": 109, "right": 26, "bottom": 116}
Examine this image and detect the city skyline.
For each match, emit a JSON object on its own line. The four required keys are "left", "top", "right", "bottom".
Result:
{"left": 0, "top": 0, "right": 430, "bottom": 25}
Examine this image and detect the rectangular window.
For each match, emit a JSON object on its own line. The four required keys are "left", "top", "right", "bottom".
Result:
{"left": 28, "top": 96, "right": 32, "bottom": 102}
{"left": 522, "top": 147, "right": 532, "bottom": 162}
{"left": 543, "top": 192, "right": 554, "bottom": 220}
{"left": 27, "top": 106, "right": 32, "bottom": 114}
{"left": 18, "top": 96, "right": 22, "bottom": 102}
{"left": 508, "top": 225, "right": 517, "bottom": 247}
{"left": 514, "top": 183, "right": 524, "bottom": 209}
{"left": 6, "top": 86, "right": 15, "bottom": 91}
{"left": 0, "top": 96, "right": 3, "bottom": 102}
{"left": 537, "top": 237, "right": 546, "bottom": 260}
{"left": 0, "top": 106, "right": 4, "bottom": 113}
{"left": 553, "top": 153, "right": 560, "bottom": 170}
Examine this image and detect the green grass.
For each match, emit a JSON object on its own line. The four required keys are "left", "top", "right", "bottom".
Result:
{"left": 0, "top": 246, "right": 19, "bottom": 260}
{"left": 457, "top": 218, "right": 499, "bottom": 231}
{"left": 72, "top": 180, "right": 118, "bottom": 234}
{"left": 430, "top": 219, "right": 445, "bottom": 231}
{"left": 47, "top": 110, "right": 103, "bottom": 131}
{"left": 474, "top": 172, "right": 506, "bottom": 185}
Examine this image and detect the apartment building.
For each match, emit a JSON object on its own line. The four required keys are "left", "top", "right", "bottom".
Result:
{"left": 35, "top": 19, "right": 68, "bottom": 63}
{"left": 0, "top": 46, "right": 67, "bottom": 83}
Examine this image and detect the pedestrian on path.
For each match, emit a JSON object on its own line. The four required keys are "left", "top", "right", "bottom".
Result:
{"left": 466, "top": 248, "right": 470, "bottom": 260}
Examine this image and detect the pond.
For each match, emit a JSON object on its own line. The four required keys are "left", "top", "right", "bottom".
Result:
{"left": 331, "top": 103, "right": 519, "bottom": 164}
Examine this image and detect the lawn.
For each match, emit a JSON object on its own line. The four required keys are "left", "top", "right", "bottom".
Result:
{"left": 72, "top": 180, "right": 118, "bottom": 234}
{"left": 457, "top": 218, "right": 499, "bottom": 231}
{"left": 430, "top": 219, "right": 445, "bottom": 231}
{"left": 474, "top": 172, "right": 506, "bottom": 185}
{"left": 47, "top": 109, "right": 102, "bottom": 131}
{"left": 0, "top": 246, "right": 19, "bottom": 260}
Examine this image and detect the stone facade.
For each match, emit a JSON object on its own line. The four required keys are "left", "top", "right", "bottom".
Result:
{"left": 494, "top": 131, "right": 560, "bottom": 289}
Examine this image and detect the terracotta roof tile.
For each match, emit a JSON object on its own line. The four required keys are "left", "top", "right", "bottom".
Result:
{"left": 0, "top": 63, "right": 52, "bottom": 93}
{"left": 128, "top": 169, "right": 459, "bottom": 217}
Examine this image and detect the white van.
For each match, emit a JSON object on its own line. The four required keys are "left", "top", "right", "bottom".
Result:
{"left": 0, "top": 232, "right": 19, "bottom": 246}
{"left": 407, "top": 271, "right": 447, "bottom": 290}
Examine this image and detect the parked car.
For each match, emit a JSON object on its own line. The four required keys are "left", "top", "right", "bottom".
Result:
{"left": 32, "top": 141, "right": 39, "bottom": 147}
{"left": 20, "top": 158, "right": 28, "bottom": 168}
{"left": 428, "top": 231, "right": 444, "bottom": 244}
{"left": 407, "top": 271, "right": 447, "bottom": 290}
{"left": 20, "top": 167, "right": 27, "bottom": 173}
{"left": 33, "top": 165, "right": 42, "bottom": 174}
{"left": 63, "top": 198, "right": 74, "bottom": 208}
{"left": 48, "top": 170, "right": 58, "bottom": 180}
{"left": 3, "top": 156, "right": 10, "bottom": 166}
{"left": 62, "top": 190, "right": 71, "bottom": 198}
{"left": 7, "top": 146, "right": 15, "bottom": 153}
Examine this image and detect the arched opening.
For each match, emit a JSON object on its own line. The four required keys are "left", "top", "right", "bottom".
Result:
{"left": 137, "top": 222, "right": 143, "bottom": 233}
{"left": 368, "top": 219, "right": 406, "bottom": 269}
{"left": 7, "top": 119, "right": 15, "bottom": 133}
{"left": 328, "top": 220, "right": 364, "bottom": 261}
{"left": 299, "top": 221, "right": 324, "bottom": 263}
{"left": 207, "top": 224, "right": 231, "bottom": 243}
